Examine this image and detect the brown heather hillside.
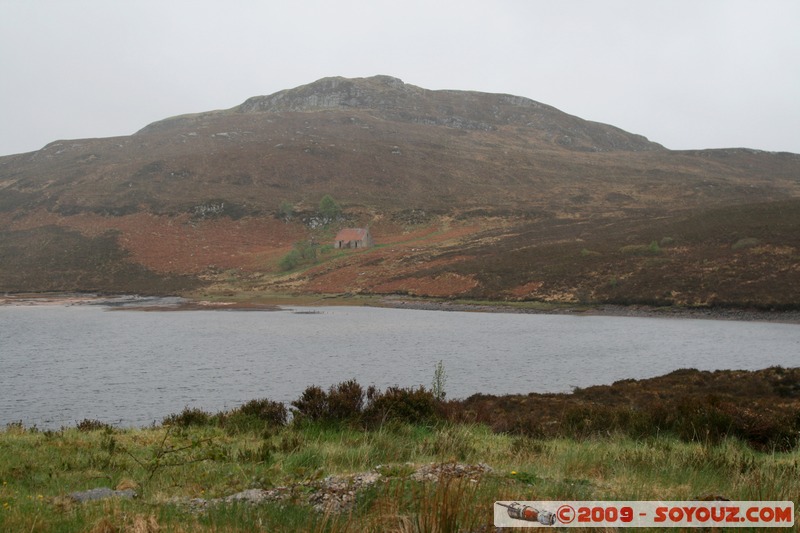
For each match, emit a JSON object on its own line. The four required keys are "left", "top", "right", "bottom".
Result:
{"left": 1, "top": 76, "right": 799, "bottom": 306}
{"left": 447, "top": 366, "right": 800, "bottom": 450}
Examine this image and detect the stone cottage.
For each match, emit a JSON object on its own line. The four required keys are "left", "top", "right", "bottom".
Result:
{"left": 333, "top": 228, "right": 374, "bottom": 249}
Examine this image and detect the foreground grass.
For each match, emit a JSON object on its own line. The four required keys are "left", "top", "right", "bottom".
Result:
{"left": 1, "top": 421, "right": 798, "bottom": 532}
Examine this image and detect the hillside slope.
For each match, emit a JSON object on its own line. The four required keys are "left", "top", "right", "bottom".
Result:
{"left": 1, "top": 76, "right": 799, "bottom": 306}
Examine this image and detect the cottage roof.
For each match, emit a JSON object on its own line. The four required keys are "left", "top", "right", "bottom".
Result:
{"left": 334, "top": 228, "right": 369, "bottom": 242}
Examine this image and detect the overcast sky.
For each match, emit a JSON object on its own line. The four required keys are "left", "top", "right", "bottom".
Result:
{"left": 1, "top": 0, "right": 798, "bottom": 157}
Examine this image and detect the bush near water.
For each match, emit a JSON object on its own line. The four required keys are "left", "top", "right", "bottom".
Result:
{"left": 163, "top": 367, "right": 800, "bottom": 451}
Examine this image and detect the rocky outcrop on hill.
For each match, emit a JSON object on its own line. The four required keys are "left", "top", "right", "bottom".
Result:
{"left": 146, "top": 75, "right": 662, "bottom": 152}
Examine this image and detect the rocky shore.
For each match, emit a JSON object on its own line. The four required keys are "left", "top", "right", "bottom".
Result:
{"left": 0, "top": 293, "right": 280, "bottom": 311}
{"left": 378, "top": 297, "right": 800, "bottom": 324}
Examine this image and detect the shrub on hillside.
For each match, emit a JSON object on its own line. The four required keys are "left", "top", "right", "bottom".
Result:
{"left": 279, "top": 248, "right": 303, "bottom": 271}
{"left": 220, "top": 398, "right": 288, "bottom": 433}
{"left": 279, "top": 241, "right": 320, "bottom": 271}
{"left": 318, "top": 194, "right": 342, "bottom": 224}
{"left": 291, "top": 385, "right": 328, "bottom": 421}
{"left": 290, "top": 380, "right": 442, "bottom": 427}
{"left": 291, "top": 380, "right": 365, "bottom": 423}
{"left": 76, "top": 418, "right": 113, "bottom": 432}
{"left": 363, "top": 385, "right": 439, "bottom": 427}
{"left": 443, "top": 386, "right": 800, "bottom": 451}
{"left": 233, "top": 398, "right": 288, "bottom": 425}
{"left": 162, "top": 407, "right": 215, "bottom": 428}
{"left": 668, "top": 399, "right": 800, "bottom": 450}
{"left": 327, "top": 379, "right": 365, "bottom": 421}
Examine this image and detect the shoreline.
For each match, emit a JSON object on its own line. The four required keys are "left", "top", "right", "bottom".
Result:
{"left": 375, "top": 297, "right": 800, "bottom": 324}
{"left": 2, "top": 292, "right": 799, "bottom": 323}
{"left": 0, "top": 293, "right": 281, "bottom": 312}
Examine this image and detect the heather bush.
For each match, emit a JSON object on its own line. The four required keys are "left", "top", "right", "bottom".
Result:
{"left": 162, "top": 406, "right": 214, "bottom": 427}
{"left": 363, "top": 385, "right": 439, "bottom": 427}
{"left": 291, "top": 385, "right": 328, "bottom": 421}
{"left": 290, "top": 380, "right": 442, "bottom": 427}
{"left": 233, "top": 398, "right": 288, "bottom": 425}
{"left": 75, "top": 418, "right": 113, "bottom": 432}
{"left": 326, "top": 379, "right": 365, "bottom": 421}
{"left": 445, "top": 389, "right": 800, "bottom": 451}
{"left": 221, "top": 398, "right": 288, "bottom": 434}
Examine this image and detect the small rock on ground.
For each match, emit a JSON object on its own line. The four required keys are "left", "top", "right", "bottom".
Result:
{"left": 170, "top": 462, "right": 492, "bottom": 514}
{"left": 69, "top": 487, "right": 137, "bottom": 502}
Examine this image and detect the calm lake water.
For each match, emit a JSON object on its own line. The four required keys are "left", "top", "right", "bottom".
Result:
{"left": 1, "top": 304, "right": 799, "bottom": 429}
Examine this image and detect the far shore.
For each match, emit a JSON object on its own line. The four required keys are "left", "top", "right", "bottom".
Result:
{"left": 377, "top": 297, "right": 800, "bottom": 324}
{"left": 2, "top": 291, "right": 799, "bottom": 323}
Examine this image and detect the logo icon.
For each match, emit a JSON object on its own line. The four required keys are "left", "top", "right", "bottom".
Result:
{"left": 557, "top": 504, "right": 576, "bottom": 524}
{"left": 496, "top": 502, "right": 557, "bottom": 525}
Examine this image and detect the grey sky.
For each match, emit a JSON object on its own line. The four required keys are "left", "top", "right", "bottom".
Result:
{"left": 1, "top": 0, "right": 798, "bottom": 157}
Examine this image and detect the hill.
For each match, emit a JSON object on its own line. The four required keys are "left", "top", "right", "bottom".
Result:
{"left": 1, "top": 75, "right": 799, "bottom": 307}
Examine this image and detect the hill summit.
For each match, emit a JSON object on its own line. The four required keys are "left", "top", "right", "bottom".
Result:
{"left": 1, "top": 75, "right": 799, "bottom": 308}
{"left": 140, "top": 75, "right": 663, "bottom": 153}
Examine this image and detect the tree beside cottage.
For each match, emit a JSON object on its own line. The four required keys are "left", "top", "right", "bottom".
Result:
{"left": 333, "top": 228, "right": 374, "bottom": 249}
